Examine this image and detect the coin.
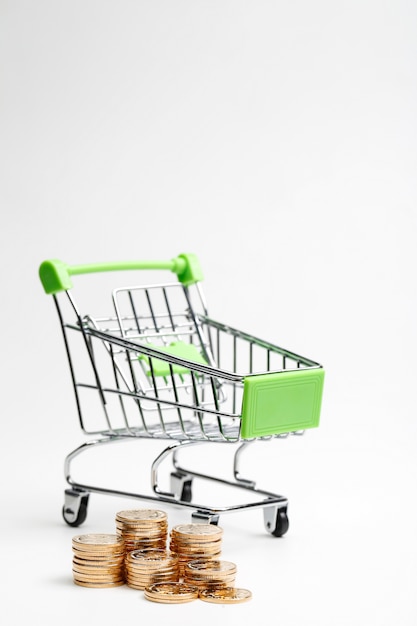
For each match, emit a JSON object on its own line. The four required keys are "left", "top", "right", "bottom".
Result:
{"left": 118, "top": 530, "right": 167, "bottom": 539}
{"left": 169, "top": 542, "right": 222, "bottom": 554}
{"left": 72, "top": 571, "right": 124, "bottom": 582}
{"left": 116, "top": 509, "right": 167, "bottom": 522}
{"left": 72, "top": 564, "right": 124, "bottom": 575}
{"left": 72, "top": 549, "right": 125, "bottom": 560}
{"left": 126, "top": 571, "right": 178, "bottom": 582}
{"left": 126, "top": 576, "right": 179, "bottom": 590}
{"left": 72, "top": 556, "right": 124, "bottom": 566}
{"left": 127, "top": 549, "right": 176, "bottom": 563}
{"left": 73, "top": 579, "right": 125, "bottom": 588}
{"left": 72, "top": 533, "right": 123, "bottom": 548}
{"left": 171, "top": 524, "right": 223, "bottom": 540}
{"left": 199, "top": 587, "right": 252, "bottom": 604}
{"left": 144, "top": 582, "right": 199, "bottom": 604}
{"left": 186, "top": 559, "right": 237, "bottom": 574}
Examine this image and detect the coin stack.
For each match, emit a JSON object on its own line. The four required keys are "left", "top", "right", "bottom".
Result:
{"left": 184, "top": 559, "right": 237, "bottom": 590}
{"left": 169, "top": 523, "right": 223, "bottom": 577}
{"left": 144, "top": 582, "right": 200, "bottom": 604}
{"left": 115, "top": 509, "right": 168, "bottom": 553}
{"left": 125, "top": 549, "right": 179, "bottom": 590}
{"left": 71, "top": 533, "right": 125, "bottom": 588}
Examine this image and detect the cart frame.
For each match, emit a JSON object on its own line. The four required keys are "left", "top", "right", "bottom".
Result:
{"left": 39, "top": 253, "right": 324, "bottom": 536}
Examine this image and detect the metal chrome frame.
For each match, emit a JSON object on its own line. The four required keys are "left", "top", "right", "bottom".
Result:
{"left": 52, "top": 277, "right": 319, "bottom": 532}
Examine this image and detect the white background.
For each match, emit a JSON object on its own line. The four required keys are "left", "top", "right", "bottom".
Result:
{"left": 1, "top": 1, "right": 416, "bottom": 624}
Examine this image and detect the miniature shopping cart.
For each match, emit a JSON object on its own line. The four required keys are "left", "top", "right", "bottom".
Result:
{"left": 39, "top": 253, "right": 324, "bottom": 536}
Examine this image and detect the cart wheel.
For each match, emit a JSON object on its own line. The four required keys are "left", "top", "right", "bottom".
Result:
{"left": 180, "top": 480, "right": 193, "bottom": 503}
{"left": 191, "top": 510, "right": 220, "bottom": 525}
{"left": 62, "top": 491, "right": 89, "bottom": 527}
{"left": 170, "top": 471, "right": 193, "bottom": 503}
{"left": 270, "top": 508, "right": 289, "bottom": 537}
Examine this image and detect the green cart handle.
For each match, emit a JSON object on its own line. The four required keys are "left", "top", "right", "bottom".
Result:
{"left": 39, "top": 253, "right": 203, "bottom": 294}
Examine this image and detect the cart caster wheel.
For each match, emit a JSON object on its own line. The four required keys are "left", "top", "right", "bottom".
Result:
{"left": 180, "top": 480, "right": 193, "bottom": 503}
{"left": 170, "top": 471, "right": 193, "bottom": 503}
{"left": 62, "top": 490, "right": 89, "bottom": 527}
{"left": 264, "top": 506, "right": 289, "bottom": 537}
{"left": 191, "top": 510, "right": 220, "bottom": 525}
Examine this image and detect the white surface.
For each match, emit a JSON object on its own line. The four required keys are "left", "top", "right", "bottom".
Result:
{"left": 1, "top": 1, "right": 416, "bottom": 624}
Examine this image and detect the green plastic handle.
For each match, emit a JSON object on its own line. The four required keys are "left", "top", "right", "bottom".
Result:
{"left": 39, "top": 253, "right": 203, "bottom": 294}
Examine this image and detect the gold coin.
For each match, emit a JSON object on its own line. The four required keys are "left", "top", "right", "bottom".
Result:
{"left": 199, "top": 587, "right": 252, "bottom": 604}
{"left": 116, "top": 526, "right": 168, "bottom": 539}
{"left": 72, "top": 556, "right": 124, "bottom": 565}
{"left": 127, "top": 566, "right": 178, "bottom": 576}
{"left": 169, "top": 546, "right": 222, "bottom": 561}
{"left": 171, "top": 535, "right": 222, "bottom": 545}
{"left": 126, "top": 569, "right": 176, "bottom": 577}
{"left": 187, "top": 581, "right": 233, "bottom": 590}
{"left": 185, "top": 573, "right": 236, "bottom": 584}
{"left": 73, "top": 572, "right": 124, "bottom": 583}
{"left": 117, "top": 520, "right": 168, "bottom": 528}
{"left": 72, "top": 555, "right": 125, "bottom": 564}
{"left": 127, "top": 567, "right": 178, "bottom": 576}
{"left": 118, "top": 531, "right": 167, "bottom": 541}
{"left": 116, "top": 509, "right": 167, "bottom": 522}
{"left": 127, "top": 549, "right": 175, "bottom": 562}
{"left": 71, "top": 546, "right": 124, "bottom": 554}
{"left": 72, "top": 542, "right": 124, "bottom": 551}
{"left": 186, "top": 560, "right": 237, "bottom": 574}
{"left": 72, "top": 533, "right": 123, "bottom": 547}
{"left": 144, "top": 582, "right": 199, "bottom": 604}
{"left": 127, "top": 578, "right": 178, "bottom": 590}
{"left": 73, "top": 579, "right": 125, "bottom": 588}
{"left": 71, "top": 550, "right": 124, "bottom": 559}
{"left": 126, "top": 580, "right": 146, "bottom": 591}
{"left": 171, "top": 524, "right": 223, "bottom": 540}
{"left": 123, "top": 535, "right": 167, "bottom": 550}
{"left": 72, "top": 564, "right": 124, "bottom": 574}
{"left": 126, "top": 568, "right": 179, "bottom": 578}
{"left": 116, "top": 522, "right": 167, "bottom": 529}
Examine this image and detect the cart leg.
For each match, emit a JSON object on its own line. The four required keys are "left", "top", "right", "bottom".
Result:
{"left": 62, "top": 488, "right": 89, "bottom": 527}
{"left": 264, "top": 504, "right": 289, "bottom": 537}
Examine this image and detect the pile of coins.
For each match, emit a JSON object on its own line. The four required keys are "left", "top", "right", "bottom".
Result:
{"left": 169, "top": 523, "right": 223, "bottom": 576}
{"left": 125, "top": 549, "right": 179, "bottom": 590}
{"left": 115, "top": 509, "right": 168, "bottom": 552}
{"left": 70, "top": 509, "right": 252, "bottom": 603}
{"left": 71, "top": 533, "right": 125, "bottom": 588}
{"left": 184, "top": 559, "right": 237, "bottom": 590}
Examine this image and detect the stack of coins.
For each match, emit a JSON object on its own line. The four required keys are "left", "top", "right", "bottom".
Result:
{"left": 184, "top": 559, "right": 237, "bottom": 590}
{"left": 71, "top": 533, "right": 125, "bottom": 588}
{"left": 115, "top": 509, "right": 168, "bottom": 553}
{"left": 144, "top": 582, "right": 199, "bottom": 604}
{"left": 125, "top": 549, "right": 179, "bottom": 590}
{"left": 169, "top": 523, "right": 223, "bottom": 577}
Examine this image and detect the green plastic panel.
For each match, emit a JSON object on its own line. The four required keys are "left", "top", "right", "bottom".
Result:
{"left": 139, "top": 341, "right": 207, "bottom": 377}
{"left": 240, "top": 367, "right": 324, "bottom": 439}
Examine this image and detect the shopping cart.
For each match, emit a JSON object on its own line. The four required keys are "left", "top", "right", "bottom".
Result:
{"left": 39, "top": 253, "right": 324, "bottom": 536}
